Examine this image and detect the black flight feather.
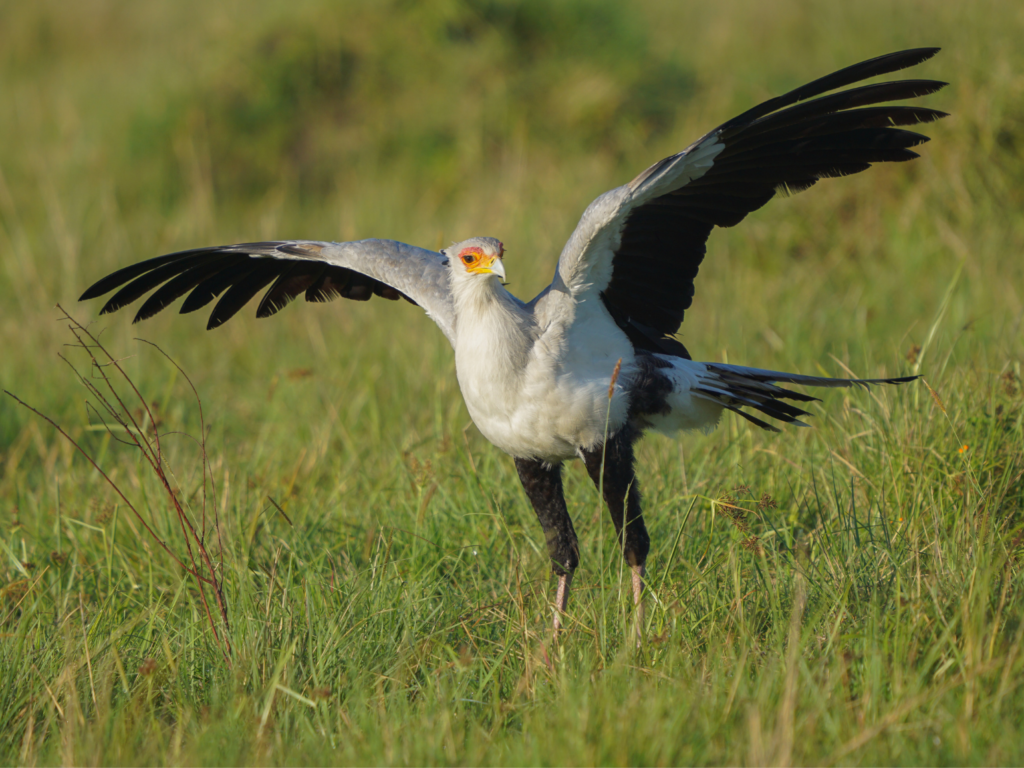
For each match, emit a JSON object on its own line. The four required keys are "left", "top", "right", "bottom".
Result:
{"left": 601, "top": 49, "right": 946, "bottom": 353}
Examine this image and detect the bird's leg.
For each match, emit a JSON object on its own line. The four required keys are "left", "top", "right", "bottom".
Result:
{"left": 581, "top": 426, "right": 650, "bottom": 642}
{"left": 632, "top": 563, "right": 645, "bottom": 641}
{"left": 553, "top": 569, "right": 574, "bottom": 633}
{"left": 514, "top": 458, "right": 580, "bottom": 633}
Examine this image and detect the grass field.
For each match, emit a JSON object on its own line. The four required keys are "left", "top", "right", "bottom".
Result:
{"left": 2, "top": 0, "right": 1024, "bottom": 764}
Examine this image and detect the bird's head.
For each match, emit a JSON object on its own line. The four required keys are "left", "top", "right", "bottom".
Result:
{"left": 445, "top": 237, "right": 506, "bottom": 284}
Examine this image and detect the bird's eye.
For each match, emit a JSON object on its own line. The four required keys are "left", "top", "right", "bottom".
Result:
{"left": 460, "top": 252, "right": 478, "bottom": 265}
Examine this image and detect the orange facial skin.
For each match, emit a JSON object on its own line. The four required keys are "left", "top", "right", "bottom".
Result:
{"left": 458, "top": 244, "right": 504, "bottom": 275}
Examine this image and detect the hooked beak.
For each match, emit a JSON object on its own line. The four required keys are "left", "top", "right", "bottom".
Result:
{"left": 485, "top": 256, "right": 506, "bottom": 281}
{"left": 470, "top": 255, "right": 505, "bottom": 281}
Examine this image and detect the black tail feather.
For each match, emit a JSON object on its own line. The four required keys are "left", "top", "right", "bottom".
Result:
{"left": 695, "top": 364, "right": 919, "bottom": 432}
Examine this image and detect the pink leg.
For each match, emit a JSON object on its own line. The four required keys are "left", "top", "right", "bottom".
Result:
{"left": 553, "top": 570, "right": 574, "bottom": 633}
{"left": 632, "top": 564, "right": 645, "bottom": 644}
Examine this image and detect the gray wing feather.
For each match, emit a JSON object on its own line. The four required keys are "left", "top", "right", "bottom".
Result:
{"left": 288, "top": 240, "right": 456, "bottom": 343}
{"left": 80, "top": 238, "right": 457, "bottom": 345}
{"left": 553, "top": 137, "right": 723, "bottom": 297}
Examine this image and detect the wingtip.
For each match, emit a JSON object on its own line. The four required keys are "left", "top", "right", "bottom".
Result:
{"left": 99, "top": 300, "right": 123, "bottom": 316}
{"left": 80, "top": 284, "right": 106, "bottom": 302}
{"left": 206, "top": 314, "right": 228, "bottom": 331}
{"left": 887, "top": 47, "right": 941, "bottom": 69}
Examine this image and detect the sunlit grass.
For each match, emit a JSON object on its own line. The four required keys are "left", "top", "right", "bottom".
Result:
{"left": 2, "top": 0, "right": 1023, "bottom": 764}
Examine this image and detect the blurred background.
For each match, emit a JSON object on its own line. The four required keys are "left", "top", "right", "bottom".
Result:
{"left": 3, "top": 2, "right": 1024, "bottom": 762}
{"left": 1, "top": 0, "right": 1022, "bottom": 527}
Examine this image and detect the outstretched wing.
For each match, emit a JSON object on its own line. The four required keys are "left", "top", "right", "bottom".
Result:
{"left": 554, "top": 48, "right": 947, "bottom": 358}
{"left": 80, "top": 239, "right": 457, "bottom": 344}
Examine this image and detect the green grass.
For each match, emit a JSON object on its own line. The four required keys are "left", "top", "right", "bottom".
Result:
{"left": 2, "top": 0, "right": 1024, "bottom": 764}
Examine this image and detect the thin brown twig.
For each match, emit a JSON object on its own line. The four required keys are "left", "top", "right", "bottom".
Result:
{"left": 7, "top": 306, "right": 233, "bottom": 663}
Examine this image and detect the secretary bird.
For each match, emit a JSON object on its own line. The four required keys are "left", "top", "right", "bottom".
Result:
{"left": 82, "top": 48, "right": 945, "bottom": 635}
